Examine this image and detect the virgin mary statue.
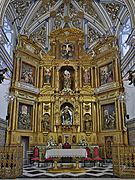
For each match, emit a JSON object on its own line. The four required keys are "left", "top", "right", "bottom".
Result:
{"left": 61, "top": 106, "right": 72, "bottom": 126}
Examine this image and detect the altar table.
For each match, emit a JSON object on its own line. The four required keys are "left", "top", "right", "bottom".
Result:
{"left": 46, "top": 149, "right": 87, "bottom": 158}
{"left": 46, "top": 149, "right": 87, "bottom": 169}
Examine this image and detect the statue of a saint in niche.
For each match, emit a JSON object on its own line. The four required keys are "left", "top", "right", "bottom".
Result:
{"left": 41, "top": 113, "right": 50, "bottom": 132}
{"left": 63, "top": 70, "right": 71, "bottom": 91}
{"left": 61, "top": 106, "right": 72, "bottom": 126}
{"left": 44, "top": 68, "right": 51, "bottom": 84}
{"left": 84, "top": 114, "right": 92, "bottom": 132}
{"left": 18, "top": 104, "right": 31, "bottom": 130}
{"left": 83, "top": 69, "right": 90, "bottom": 84}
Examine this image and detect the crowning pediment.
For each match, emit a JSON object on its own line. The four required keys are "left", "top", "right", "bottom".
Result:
{"left": 49, "top": 28, "right": 84, "bottom": 41}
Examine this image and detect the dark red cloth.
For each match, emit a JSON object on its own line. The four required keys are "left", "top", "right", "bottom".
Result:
{"left": 33, "top": 147, "right": 39, "bottom": 157}
{"left": 62, "top": 142, "right": 71, "bottom": 149}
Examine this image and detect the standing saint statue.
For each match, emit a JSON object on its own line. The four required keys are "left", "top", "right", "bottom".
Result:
{"left": 63, "top": 70, "right": 71, "bottom": 91}
{"left": 41, "top": 113, "right": 50, "bottom": 132}
{"left": 61, "top": 106, "right": 72, "bottom": 125}
{"left": 44, "top": 68, "right": 51, "bottom": 84}
{"left": 83, "top": 69, "right": 90, "bottom": 84}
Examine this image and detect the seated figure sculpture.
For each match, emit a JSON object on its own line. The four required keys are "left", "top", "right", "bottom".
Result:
{"left": 79, "top": 136, "right": 88, "bottom": 146}
{"left": 47, "top": 136, "right": 57, "bottom": 148}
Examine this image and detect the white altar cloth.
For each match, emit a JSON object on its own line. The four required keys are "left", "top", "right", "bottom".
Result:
{"left": 45, "top": 149, "right": 87, "bottom": 158}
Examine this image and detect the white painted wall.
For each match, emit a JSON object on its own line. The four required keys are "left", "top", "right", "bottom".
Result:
{"left": 0, "top": 79, "right": 10, "bottom": 119}
{"left": 124, "top": 80, "right": 135, "bottom": 121}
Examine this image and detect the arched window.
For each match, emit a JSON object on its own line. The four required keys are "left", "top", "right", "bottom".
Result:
{"left": 119, "top": 17, "right": 131, "bottom": 59}
{"left": 3, "top": 16, "right": 14, "bottom": 58}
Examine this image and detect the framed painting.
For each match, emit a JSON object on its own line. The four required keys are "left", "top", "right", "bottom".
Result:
{"left": 21, "top": 62, "right": 35, "bottom": 85}
{"left": 100, "top": 63, "right": 113, "bottom": 85}
{"left": 18, "top": 103, "right": 33, "bottom": 130}
{"left": 102, "top": 103, "right": 116, "bottom": 130}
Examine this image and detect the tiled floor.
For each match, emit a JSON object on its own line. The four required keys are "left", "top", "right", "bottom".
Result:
{"left": 20, "top": 162, "right": 118, "bottom": 178}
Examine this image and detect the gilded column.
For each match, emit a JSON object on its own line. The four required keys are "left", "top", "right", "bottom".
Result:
{"left": 40, "top": 66, "right": 43, "bottom": 88}
{"left": 12, "top": 56, "right": 17, "bottom": 83}
{"left": 91, "top": 67, "right": 93, "bottom": 88}
{"left": 52, "top": 66, "right": 55, "bottom": 88}
{"left": 117, "top": 99, "right": 121, "bottom": 131}
{"left": 12, "top": 98, "right": 17, "bottom": 130}
{"left": 38, "top": 103, "right": 42, "bottom": 133}
{"left": 92, "top": 103, "right": 97, "bottom": 132}
{"left": 34, "top": 101, "right": 38, "bottom": 133}
{"left": 95, "top": 67, "right": 98, "bottom": 87}
{"left": 96, "top": 101, "right": 100, "bottom": 132}
{"left": 121, "top": 101, "right": 128, "bottom": 145}
{"left": 51, "top": 97, "right": 54, "bottom": 132}
{"left": 74, "top": 66, "right": 77, "bottom": 90}
{"left": 80, "top": 66, "right": 82, "bottom": 88}
{"left": 80, "top": 97, "right": 83, "bottom": 132}
{"left": 37, "top": 65, "right": 40, "bottom": 87}
{"left": 16, "top": 58, "right": 20, "bottom": 82}
{"left": 56, "top": 67, "right": 59, "bottom": 91}
{"left": 115, "top": 55, "right": 121, "bottom": 83}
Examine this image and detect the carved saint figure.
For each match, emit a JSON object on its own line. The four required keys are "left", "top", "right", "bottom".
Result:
{"left": 100, "top": 64, "right": 113, "bottom": 85}
{"left": 44, "top": 68, "right": 51, "bottom": 84}
{"left": 21, "top": 63, "right": 34, "bottom": 85}
{"left": 63, "top": 70, "right": 71, "bottom": 91}
{"left": 21, "top": 70, "right": 33, "bottom": 84}
{"left": 84, "top": 114, "right": 92, "bottom": 132}
{"left": 41, "top": 113, "right": 50, "bottom": 132}
{"left": 18, "top": 104, "right": 31, "bottom": 130}
{"left": 79, "top": 136, "right": 88, "bottom": 146}
{"left": 83, "top": 69, "right": 90, "bottom": 84}
{"left": 104, "top": 109, "right": 115, "bottom": 129}
{"left": 61, "top": 106, "right": 72, "bottom": 126}
{"left": 47, "top": 136, "right": 57, "bottom": 148}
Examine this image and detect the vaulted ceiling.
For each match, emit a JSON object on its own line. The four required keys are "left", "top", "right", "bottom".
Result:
{"left": 3, "top": 0, "right": 134, "bottom": 52}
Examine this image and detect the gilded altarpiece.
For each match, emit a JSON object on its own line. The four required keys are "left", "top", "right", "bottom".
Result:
{"left": 6, "top": 29, "right": 128, "bottom": 151}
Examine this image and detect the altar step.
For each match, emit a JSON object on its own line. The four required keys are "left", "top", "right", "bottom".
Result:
{"left": 21, "top": 163, "right": 117, "bottom": 178}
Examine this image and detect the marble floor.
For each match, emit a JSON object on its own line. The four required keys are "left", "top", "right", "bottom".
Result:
{"left": 19, "top": 162, "right": 118, "bottom": 179}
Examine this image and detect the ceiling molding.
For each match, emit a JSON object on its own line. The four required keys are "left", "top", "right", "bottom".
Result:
{"left": 0, "top": 0, "right": 11, "bottom": 26}
{"left": 95, "top": 3, "right": 113, "bottom": 34}
{"left": 20, "top": 1, "right": 42, "bottom": 34}
{"left": 123, "top": 0, "right": 135, "bottom": 27}
{"left": 115, "top": 8, "right": 129, "bottom": 36}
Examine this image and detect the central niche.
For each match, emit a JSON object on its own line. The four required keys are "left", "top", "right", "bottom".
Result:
{"left": 59, "top": 66, "right": 75, "bottom": 92}
{"left": 61, "top": 103, "right": 74, "bottom": 126}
